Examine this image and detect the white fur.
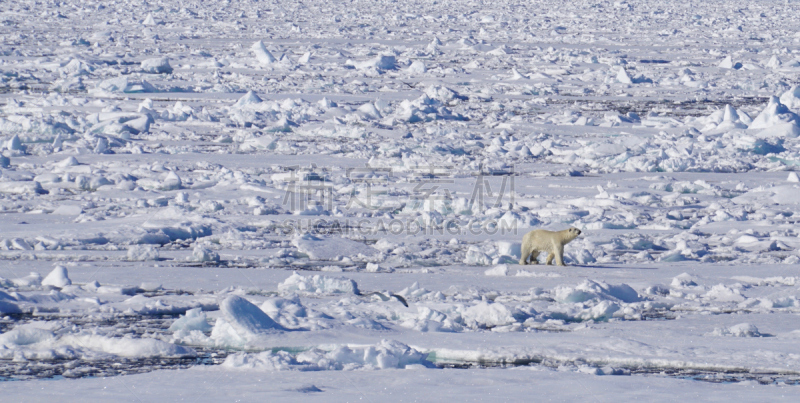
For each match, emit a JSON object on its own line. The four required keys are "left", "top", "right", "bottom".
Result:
{"left": 519, "top": 227, "right": 582, "bottom": 266}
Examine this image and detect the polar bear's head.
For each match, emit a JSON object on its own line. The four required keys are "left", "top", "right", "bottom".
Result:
{"left": 563, "top": 227, "right": 582, "bottom": 243}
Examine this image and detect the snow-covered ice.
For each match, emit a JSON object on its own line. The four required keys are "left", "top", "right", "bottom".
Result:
{"left": 2, "top": 0, "right": 800, "bottom": 400}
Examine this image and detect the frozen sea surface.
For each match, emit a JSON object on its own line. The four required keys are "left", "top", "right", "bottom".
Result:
{"left": 2, "top": 0, "right": 800, "bottom": 399}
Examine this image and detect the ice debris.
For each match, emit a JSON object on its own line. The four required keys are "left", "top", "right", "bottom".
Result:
{"left": 710, "top": 323, "right": 762, "bottom": 337}
{"left": 251, "top": 41, "right": 277, "bottom": 65}
{"left": 210, "top": 296, "right": 284, "bottom": 346}
{"left": 127, "top": 245, "right": 160, "bottom": 261}
{"left": 141, "top": 57, "right": 173, "bottom": 74}
{"left": 222, "top": 339, "right": 432, "bottom": 371}
{"left": 278, "top": 272, "right": 360, "bottom": 295}
{"left": 42, "top": 266, "right": 71, "bottom": 288}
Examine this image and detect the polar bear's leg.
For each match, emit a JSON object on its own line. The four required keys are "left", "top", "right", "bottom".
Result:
{"left": 545, "top": 252, "right": 554, "bottom": 265}
{"left": 519, "top": 242, "right": 531, "bottom": 265}
{"left": 529, "top": 250, "right": 539, "bottom": 264}
{"left": 554, "top": 244, "right": 565, "bottom": 266}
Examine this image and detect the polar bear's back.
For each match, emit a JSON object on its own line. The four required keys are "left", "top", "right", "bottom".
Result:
{"left": 523, "top": 229, "right": 560, "bottom": 250}
{"left": 522, "top": 227, "right": 580, "bottom": 249}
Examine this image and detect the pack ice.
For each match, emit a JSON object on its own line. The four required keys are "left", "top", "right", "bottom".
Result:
{"left": 1, "top": 0, "right": 800, "bottom": 400}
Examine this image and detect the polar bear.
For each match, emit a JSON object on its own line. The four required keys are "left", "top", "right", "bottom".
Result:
{"left": 519, "top": 227, "right": 582, "bottom": 266}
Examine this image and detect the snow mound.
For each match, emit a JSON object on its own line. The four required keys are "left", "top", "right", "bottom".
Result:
{"left": 395, "top": 94, "right": 466, "bottom": 123}
{"left": 495, "top": 241, "right": 521, "bottom": 259}
{"left": 0, "top": 299, "right": 21, "bottom": 314}
{"left": 87, "top": 112, "right": 153, "bottom": 136}
{"left": 0, "top": 327, "right": 195, "bottom": 359}
{"left": 57, "top": 156, "right": 80, "bottom": 168}
{"left": 292, "top": 233, "right": 378, "bottom": 260}
{"left": 278, "top": 271, "right": 359, "bottom": 295}
{"left": 251, "top": 41, "right": 277, "bottom": 65}
{"left": 703, "top": 105, "right": 749, "bottom": 132}
{"left": 0, "top": 327, "right": 54, "bottom": 346}
{"left": 94, "top": 77, "right": 157, "bottom": 94}
{"left": 142, "top": 13, "right": 158, "bottom": 26}
{"left": 779, "top": 85, "right": 800, "bottom": 110}
{"left": 11, "top": 272, "right": 42, "bottom": 287}
{"left": 756, "top": 122, "right": 800, "bottom": 139}
{"left": 464, "top": 246, "right": 492, "bottom": 265}
{"left": 555, "top": 280, "right": 642, "bottom": 303}
{"left": 0, "top": 181, "right": 46, "bottom": 195}
{"left": 169, "top": 308, "right": 212, "bottom": 333}
{"left": 140, "top": 207, "right": 213, "bottom": 242}
{"left": 572, "top": 300, "right": 622, "bottom": 322}
{"left": 424, "top": 85, "right": 467, "bottom": 104}
{"left": 407, "top": 60, "right": 426, "bottom": 75}
{"left": 671, "top": 273, "right": 698, "bottom": 288}
{"left": 60, "top": 59, "right": 94, "bottom": 76}
{"left": 6, "top": 134, "right": 22, "bottom": 151}
{"left": 161, "top": 171, "right": 182, "bottom": 191}
{"left": 239, "top": 134, "right": 275, "bottom": 152}
{"left": 484, "top": 264, "right": 509, "bottom": 276}
{"left": 141, "top": 57, "right": 172, "bottom": 74}
{"left": 704, "top": 284, "right": 745, "bottom": 302}
{"left": 41, "top": 266, "right": 71, "bottom": 287}
{"left": 616, "top": 68, "right": 632, "bottom": 84}
{"left": 64, "top": 334, "right": 196, "bottom": 357}
{"left": 749, "top": 96, "right": 800, "bottom": 130}
{"left": 211, "top": 296, "right": 284, "bottom": 345}
{"left": 731, "top": 276, "right": 797, "bottom": 287}
{"left": 127, "top": 245, "right": 159, "bottom": 261}
{"left": 365, "top": 263, "right": 393, "bottom": 273}
{"left": 718, "top": 55, "right": 742, "bottom": 70}
{"left": 190, "top": 246, "right": 220, "bottom": 262}
{"left": 462, "top": 301, "right": 516, "bottom": 328}
{"left": 357, "top": 103, "right": 382, "bottom": 120}
{"left": 222, "top": 339, "right": 432, "bottom": 371}
{"left": 259, "top": 296, "right": 314, "bottom": 329}
{"left": 347, "top": 55, "right": 397, "bottom": 71}
{"left": 710, "top": 323, "right": 762, "bottom": 337}
{"left": 234, "top": 91, "right": 263, "bottom": 107}
{"left": 616, "top": 68, "right": 650, "bottom": 84}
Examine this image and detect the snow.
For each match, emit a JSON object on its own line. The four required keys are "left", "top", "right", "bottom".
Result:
{"left": 555, "top": 280, "right": 642, "bottom": 304}
{"left": 749, "top": 96, "right": 800, "bottom": 129}
{"left": 484, "top": 264, "right": 509, "bottom": 276}
{"left": 0, "top": 365, "right": 793, "bottom": 401}
{"left": 291, "top": 234, "right": 378, "bottom": 261}
{"left": 710, "top": 323, "right": 762, "bottom": 338}
{"left": 251, "top": 41, "right": 278, "bottom": 65}
{"left": 2, "top": 0, "right": 800, "bottom": 399}
{"left": 347, "top": 55, "right": 397, "bottom": 71}
{"left": 169, "top": 308, "right": 212, "bottom": 334}
{"left": 213, "top": 295, "right": 284, "bottom": 341}
{"left": 127, "top": 245, "right": 159, "bottom": 261}
{"left": 41, "top": 266, "right": 71, "bottom": 287}
{"left": 222, "top": 339, "right": 432, "bottom": 371}
{"left": 277, "top": 272, "right": 359, "bottom": 295}
{"left": 462, "top": 301, "right": 516, "bottom": 328}
{"left": 0, "top": 324, "right": 195, "bottom": 360}
{"left": 140, "top": 58, "right": 173, "bottom": 75}
{"left": 718, "top": 55, "right": 743, "bottom": 70}
{"left": 234, "top": 91, "right": 263, "bottom": 107}
{"left": 189, "top": 246, "right": 220, "bottom": 263}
